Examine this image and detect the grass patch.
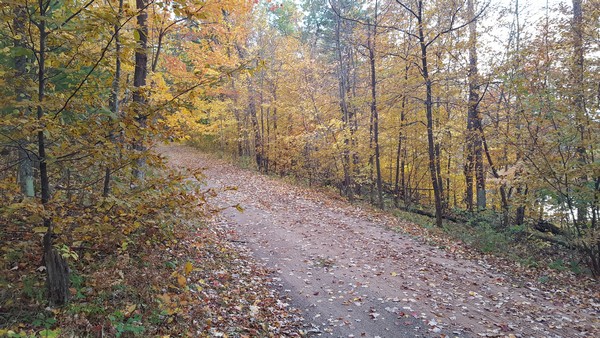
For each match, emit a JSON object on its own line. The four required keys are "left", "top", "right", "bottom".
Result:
{"left": 389, "top": 203, "right": 593, "bottom": 284}
{"left": 447, "top": 222, "right": 512, "bottom": 254}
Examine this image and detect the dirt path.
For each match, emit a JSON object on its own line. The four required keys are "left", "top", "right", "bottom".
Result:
{"left": 161, "top": 145, "right": 598, "bottom": 338}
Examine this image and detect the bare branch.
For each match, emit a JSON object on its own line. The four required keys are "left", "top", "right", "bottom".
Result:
{"left": 394, "top": 0, "right": 418, "bottom": 19}
{"left": 328, "top": 0, "right": 420, "bottom": 40}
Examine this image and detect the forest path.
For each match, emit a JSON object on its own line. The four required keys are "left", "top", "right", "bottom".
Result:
{"left": 161, "top": 144, "right": 597, "bottom": 338}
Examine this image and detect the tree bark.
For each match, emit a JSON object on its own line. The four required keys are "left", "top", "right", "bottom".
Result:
{"left": 416, "top": 1, "right": 444, "bottom": 227}
{"left": 394, "top": 63, "right": 410, "bottom": 207}
{"left": 394, "top": 94, "right": 406, "bottom": 207}
{"left": 104, "top": 0, "right": 123, "bottom": 197}
{"left": 466, "top": 0, "right": 485, "bottom": 211}
{"left": 333, "top": 1, "right": 353, "bottom": 199}
{"left": 368, "top": 2, "right": 383, "bottom": 209}
{"left": 36, "top": 0, "right": 69, "bottom": 305}
{"left": 44, "top": 233, "right": 69, "bottom": 306}
{"left": 14, "top": 5, "right": 35, "bottom": 198}
{"left": 133, "top": 0, "right": 149, "bottom": 182}
{"left": 572, "top": 0, "right": 588, "bottom": 224}
{"left": 247, "top": 73, "right": 262, "bottom": 170}
{"left": 479, "top": 121, "right": 509, "bottom": 225}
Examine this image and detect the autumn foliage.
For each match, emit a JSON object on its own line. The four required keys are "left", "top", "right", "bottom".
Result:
{"left": 0, "top": 0, "right": 305, "bottom": 336}
{"left": 181, "top": 0, "right": 599, "bottom": 276}
{"left": 0, "top": 0, "right": 598, "bottom": 335}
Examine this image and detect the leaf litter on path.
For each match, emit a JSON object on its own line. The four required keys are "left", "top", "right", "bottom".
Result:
{"left": 161, "top": 144, "right": 599, "bottom": 338}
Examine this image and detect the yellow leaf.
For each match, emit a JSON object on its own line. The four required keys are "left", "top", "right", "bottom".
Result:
{"left": 177, "top": 275, "right": 187, "bottom": 287}
{"left": 124, "top": 304, "right": 136, "bottom": 316}
{"left": 158, "top": 293, "right": 171, "bottom": 303}
{"left": 33, "top": 226, "right": 47, "bottom": 233}
{"left": 184, "top": 261, "right": 193, "bottom": 276}
{"left": 391, "top": 272, "right": 398, "bottom": 277}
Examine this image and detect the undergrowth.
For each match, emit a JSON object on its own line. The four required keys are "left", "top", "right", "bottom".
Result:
{"left": 390, "top": 208, "right": 589, "bottom": 280}
{"left": 0, "top": 159, "right": 302, "bottom": 337}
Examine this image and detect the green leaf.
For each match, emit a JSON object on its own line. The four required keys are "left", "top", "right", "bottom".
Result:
{"left": 10, "top": 46, "right": 32, "bottom": 58}
{"left": 37, "top": 329, "right": 61, "bottom": 338}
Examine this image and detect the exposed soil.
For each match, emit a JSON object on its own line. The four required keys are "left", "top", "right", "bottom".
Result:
{"left": 161, "top": 144, "right": 599, "bottom": 338}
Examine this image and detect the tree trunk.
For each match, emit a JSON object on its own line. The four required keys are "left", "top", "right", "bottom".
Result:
{"left": 515, "top": 185, "right": 527, "bottom": 225}
{"left": 272, "top": 87, "right": 278, "bottom": 173}
{"left": 368, "top": 5, "right": 383, "bottom": 209}
{"left": 152, "top": 29, "right": 164, "bottom": 73}
{"left": 133, "top": 0, "right": 149, "bottom": 182}
{"left": 572, "top": 0, "right": 588, "bottom": 224}
{"left": 466, "top": 0, "right": 485, "bottom": 211}
{"left": 14, "top": 5, "right": 35, "bottom": 198}
{"left": 104, "top": 0, "right": 123, "bottom": 197}
{"left": 248, "top": 74, "right": 262, "bottom": 170}
{"left": 417, "top": 1, "right": 444, "bottom": 227}
{"left": 465, "top": 141, "right": 474, "bottom": 211}
{"left": 394, "top": 106, "right": 405, "bottom": 206}
{"left": 43, "top": 233, "right": 70, "bottom": 306}
{"left": 18, "top": 148, "right": 35, "bottom": 197}
{"left": 36, "top": 0, "right": 69, "bottom": 305}
{"left": 259, "top": 73, "right": 266, "bottom": 172}
{"left": 479, "top": 122, "right": 510, "bottom": 225}
{"left": 334, "top": 1, "right": 352, "bottom": 199}
{"left": 395, "top": 64, "right": 409, "bottom": 207}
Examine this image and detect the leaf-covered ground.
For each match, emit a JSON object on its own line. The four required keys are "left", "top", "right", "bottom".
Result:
{"left": 162, "top": 144, "right": 599, "bottom": 338}
{"left": 0, "top": 155, "right": 303, "bottom": 337}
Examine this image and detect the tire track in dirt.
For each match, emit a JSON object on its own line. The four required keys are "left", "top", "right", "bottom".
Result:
{"left": 161, "top": 144, "right": 598, "bottom": 338}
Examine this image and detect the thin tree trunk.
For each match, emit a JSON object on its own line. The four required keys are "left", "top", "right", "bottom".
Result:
{"left": 272, "top": 87, "right": 278, "bottom": 173}
{"left": 515, "top": 185, "right": 527, "bottom": 225}
{"left": 248, "top": 75, "right": 262, "bottom": 170}
{"left": 479, "top": 121, "right": 509, "bottom": 225}
{"left": 334, "top": 1, "right": 352, "bottom": 199}
{"left": 259, "top": 73, "right": 266, "bottom": 172}
{"left": 512, "top": 0, "right": 527, "bottom": 225}
{"left": 36, "top": 0, "right": 69, "bottom": 305}
{"left": 572, "top": 0, "right": 588, "bottom": 224}
{"left": 104, "top": 0, "right": 123, "bottom": 197}
{"left": 230, "top": 76, "right": 243, "bottom": 158}
{"left": 14, "top": 5, "right": 35, "bottom": 198}
{"left": 466, "top": 0, "right": 485, "bottom": 211}
{"left": 151, "top": 29, "right": 164, "bottom": 73}
{"left": 394, "top": 116, "right": 403, "bottom": 206}
{"left": 417, "top": 1, "right": 444, "bottom": 226}
{"left": 395, "top": 64, "right": 409, "bottom": 206}
{"left": 469, "top": 0, "right": 486, "bottom": 211}
{"left": 133, "top": 0, "right": 149, "bottom": 182}
{"left": 465, "top": 137, "right": 474, "bottom": 211}
{"left": 368, "top": 9, "right": 383, "bottom": 209}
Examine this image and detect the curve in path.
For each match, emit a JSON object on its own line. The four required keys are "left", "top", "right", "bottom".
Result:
{"left": 162, "top": 145, "right": 598, "bottom": 338}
